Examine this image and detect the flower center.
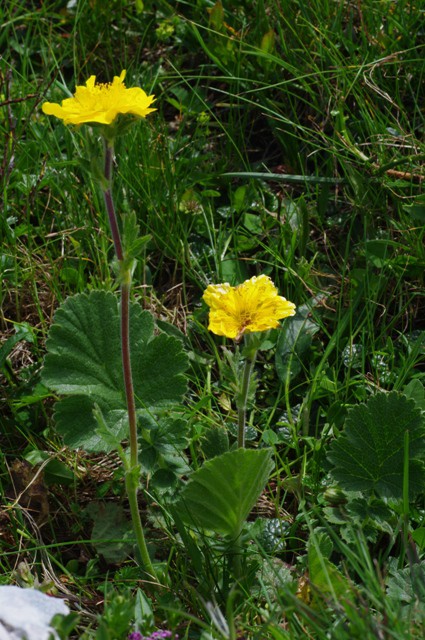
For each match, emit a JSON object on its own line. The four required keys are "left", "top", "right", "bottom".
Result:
{"left": 238, "top": 310, "right": 253, "bottom": 326}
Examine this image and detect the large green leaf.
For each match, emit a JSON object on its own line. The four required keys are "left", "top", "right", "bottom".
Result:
{"left": 308, "top": 544, "right": 350, "bottom": 602}
{"left": 86, "top": 502, "right": 133, "bottom": 563}
{"left": 42, "top": 291, "right": 188, "bottom": 451}
{"left": 328, "top": 392, "right": 425, "bottom": 499}
{"left": 53, "top": 396, "right": 129, "bottom": 451}
{"left": 175, "top": 448, "right": 274, "bottom": 538}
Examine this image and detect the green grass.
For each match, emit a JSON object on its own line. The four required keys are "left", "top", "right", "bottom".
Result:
{"left": 1, "top": 0, "right": 424, "bottom": 638}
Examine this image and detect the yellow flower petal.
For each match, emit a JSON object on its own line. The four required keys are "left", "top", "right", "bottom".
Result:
{"left": 203, "top": 275, "right": 296, "bottom": 339}
{"left": 42, "top": 70, "right": 156, "bottom": 126}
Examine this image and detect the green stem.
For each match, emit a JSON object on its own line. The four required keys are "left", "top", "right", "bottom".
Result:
{"left": 121, "top": 283, "right": 138, "bottom": 468}
{"left": 401, "top": 429, "right": 410, "bottom": 567}
{"left": 236, "top": 345, "right": 257, "bottom": 448}
{"left": 229, "top": 529, "right": 243, "bottom": 581}
{"left": 102, "top": 138, "right": 157, "bottom": 581}
{"left": 225, "top": 584, "right": 239, "bottom": 640}
{"left": 125, "top": 465, "right": 156, "bottom": 580}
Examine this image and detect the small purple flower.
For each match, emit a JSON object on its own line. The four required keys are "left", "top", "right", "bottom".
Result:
{"left": 128, "top": 631, "right": 178, "bottom": 640}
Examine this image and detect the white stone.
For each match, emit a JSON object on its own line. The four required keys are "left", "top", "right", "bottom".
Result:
{"left": 0, "top": 586, "right": 69, "bottom": 640}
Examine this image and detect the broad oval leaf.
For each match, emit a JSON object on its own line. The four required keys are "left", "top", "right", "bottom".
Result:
{"left": 175, "top": 448, "right": 274, "bottom": 538}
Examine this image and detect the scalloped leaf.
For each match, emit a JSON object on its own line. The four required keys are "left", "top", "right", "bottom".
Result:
{"left": 328, "top": 392, "right": 425, "bottom": 499}
{"left": 42, "top": 291, "right": 188, "bottom": 451}
{"left": 175, "top": 448, "right": 274, "bottom": 538}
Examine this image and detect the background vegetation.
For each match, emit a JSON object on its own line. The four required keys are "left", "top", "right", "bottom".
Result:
{"left": 1, "top": 0, "right": 424, "bottom": 638}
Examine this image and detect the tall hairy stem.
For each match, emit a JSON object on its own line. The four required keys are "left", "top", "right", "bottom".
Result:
{"left": 236, "top": 346, "right": 257, "bottom": 448}
{"left": 102, "top": 140, "right": 157, "bottom": 581}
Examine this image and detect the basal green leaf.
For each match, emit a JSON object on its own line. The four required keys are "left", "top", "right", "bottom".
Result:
{"left": 175, "top": 448, "right": 274, "bottom": 538}
{"left": 53, "top": 396, "right": 128, "bottom": 451}
{"left": 132, "top": 332, "right": 187, "bottom": 407}
{"left": 201, "top": 424, "right": 230, "bottom": 459}
{"left": 328, "top": 392, "right": 425, "bottom": 499}
{"left": 386, "top": 562, "right": 425, "bottom": 604}
{"left": 42, "top": 291, "right": 188, "bottom": 452}
{"left": 140, "top": 412, "right": 190, "bottom": 479}
{"left": 308, "top": 544, "right": 350, "bottom": 601}
{"left": 86, "top": 502, "right": 133, "bottom": 563}
{"left": 43, "top": 291, "right": 127, "bottom": 397}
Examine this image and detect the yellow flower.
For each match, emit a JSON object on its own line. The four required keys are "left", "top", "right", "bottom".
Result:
{"left": 42, "top": 70, "right": 156, "bottom": 126}
{"left": 203, "top": 275, "right": 296, "bottom": 340}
